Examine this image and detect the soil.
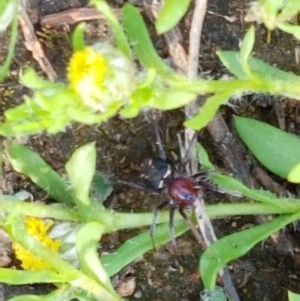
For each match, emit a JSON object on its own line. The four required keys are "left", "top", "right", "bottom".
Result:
{"left": 1, "top": 0, "right": 300, "bottom": 301}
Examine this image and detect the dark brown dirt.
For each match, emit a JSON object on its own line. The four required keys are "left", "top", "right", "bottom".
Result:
{"left": 1, "top": 0, "right": 300, "bottom": 301}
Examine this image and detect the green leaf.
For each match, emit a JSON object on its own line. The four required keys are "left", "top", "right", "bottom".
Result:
{"left": 277, "top": 23, "right": 300, "bottom": 39}
{"left": 5, "top": 285, "right": 77, "bottom": 301}
{"left": 122, "top": 4, "right": 172, "bottom": 75}
{"left": 288, "top": 291, "right": 300, "bottom": 301}
{"left": 153, "top": 88, "right": 195, "bottom": 110}
{"left": 155, "top": 0, "right": 192, "bottom": 34}
{"left": 72, "top": 22, "right": 86, "bottom": 51}
{"left": 239, "top": 26, "right": 255, "bottom": 77}
{"left": 184, "top": 91, "right": 233, "bottom": 130}
{"left": 0, "top": 13, "right": 18, "bottom": 82}
{"left": 288, "top": 163, "right": 300, "bottom": 183}
{"left": 90, "top": 172, "right": 113, "bottom": 201}
{"left": 90, "top": 0, "right": 131, "bottom": 57}
{"left": 20, "top": 68, "right": 65, "bottom": 90}
{"left": 217, "top": 51, "right": 300, "bottom": 82}
{"left": 196, "top": 143, "right": 214, "bottom": 171}
{"left": 0, "top": 268, "right": 71, "bottom": 284}
{"left": 6, "top": 143, "right": 74, "bottom": 204}
{"left": 76, "top": 221, "right": 114, "bottom": 292}
{"left": 66, "top": 142, "right": 96, "bottom": 206}
{"left": 102, "top": 220, "right": 188, "bottom": 276}
{"left": 209, "top": 172, "right": 293, "bottom": 209}
{"left": 277, "top": 0, "right": 300, "bottom": 25}
{"left": 234, "top": 116, "right": 300, "bottom": 179}
{"left": 0, "top": 0, "right": 18, "bottom": 32}
{"left": 200, "top": 286, "right": 228, "bottom": 301}
{"left": 201, "top": 213, "right": 300, "bottom": 290}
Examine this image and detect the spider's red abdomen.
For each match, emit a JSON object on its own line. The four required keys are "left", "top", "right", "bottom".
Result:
{"left": 168, "top": 178, "right": 198, "bottom": 207}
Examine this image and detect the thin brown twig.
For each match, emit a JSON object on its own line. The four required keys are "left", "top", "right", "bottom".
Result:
{"left": 184, "top": 0, "right": 208, "bottom": 176}
{"left": 187, "top": 0, "right": 207, "bottom": 80}
{"left": 19, "top": 6, "right": 57, "bottom": 80}
{"left": 41, "top": 7, "right": 120, "bottom": 28}
{"left": 185, "top": 1, "right": 240, "bottom": 300}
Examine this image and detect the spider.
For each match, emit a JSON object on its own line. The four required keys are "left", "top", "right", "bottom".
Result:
{"left": 117, "top": 121, "right": 240, "bottom": 301}
{"left": 136, "top": 123, "right": 219, "bottom": 250}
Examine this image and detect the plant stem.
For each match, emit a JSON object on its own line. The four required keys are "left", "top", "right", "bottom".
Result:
{"left": 0, "top": 197, "right": 79, "bottom": 221}
{"left": 1, "top": 198, "right": 299, "bottom": 232}
{"left": 169, "top": 76, "right": 300, "bottom": 101}
{"left": 101, "top": 201, "right": 300, "bottom": 232}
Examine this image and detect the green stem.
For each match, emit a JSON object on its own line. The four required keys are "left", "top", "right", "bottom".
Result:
{"left": 0, "top": 197, "right": 79, "bottom": 221}
{"left": 0, "top": 14, "right": 18, "bottom": 82}
{"left": 1, "top": 197, "right": 299, "bottom": 232}
{"left": 169, "top": 76, "right": 300, "bottom": 101}
{"left": 100, "top": 201, "right": 300, "bottom": 232}
{"left": 70, "top": 274, "right": 123, "bottom": 301}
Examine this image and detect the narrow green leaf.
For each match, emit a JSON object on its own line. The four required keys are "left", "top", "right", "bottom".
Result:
{"left": 5, "top": 285, "right": 76, "bottom": 301}
{"left": 217, "top": 51, "right": 300, "bottom": 82}
{"left": 102, "top": 220, "right": 188, "bottom": 276}
{"left": 90, "top": 0, "right": 131, "bottom": 57}
{"left": 239, "top": 26, "right": 255, "bottom": 77}
{"left": 155, "top": 0, "right": 192, "bottom": 34}
{"left": 201, "top": 213, "right": 300, "bottom": 290}
{"left": 196, "top": 143, "right": 214, "bottom": 171}
{"left": 288, "top": 291, "right": 300, "bottom": 301}
{"left": 66, "top": 142, "right": 96, "bottom": 206}
{"left": 234, "top": 116, "right": 300, "bottom": 179}
{"left": 208, "top": 172, "right": 293, "bottom": 209}
{"left": 0, "top": 268, "right": 71, "bottom": 284}
{"left": 184, "top": 91, "right": 233, "bottom": 130}
{"left": 6, "top": 294, "right": 55, "bottom": 301}
{"left": 277, "top": 23, "right": 300, "bottom": 39}
{"left": 0, "top": 14, "right": 18, "bottom": 82}
{"left": 20, "top": 68, "right": 65, "bottom": 90}
{"left": 76, "top": 222, "right": 114, "bottom": 292}
{"left": 72, "top": 22, "right": 86, "bottom": 51}
{"left": 6, "top": 143, "right": 74, "bottom": 204}
{"left": 0, "top": 0, "right": 18, "bottom": 32}
{"left": 122, "top": 4, "right": 172, "bottom": 75}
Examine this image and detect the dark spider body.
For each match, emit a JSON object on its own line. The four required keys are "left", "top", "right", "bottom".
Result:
{"left": 140, "top": 157, "right": 173, "bottom": 191}
{"left": 168, "top": 177, "right": 198, "bottom": 208}
{"left": 139, "top": 153, "right": 209, "bottom": 249}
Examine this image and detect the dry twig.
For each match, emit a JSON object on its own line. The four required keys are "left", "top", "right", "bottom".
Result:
{"left": 41, "top": 7, "right": 115, "bottom": 28}
{"left": 19, "top": 7, "right": 57, "bottom": 80}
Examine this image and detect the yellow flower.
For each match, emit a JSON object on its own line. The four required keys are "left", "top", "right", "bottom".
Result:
{"left": 67, "top": 44, "right": 135, "bottom": 112}
{"left": 68, "top": 47, "right": 107, "bottom": 93}
{"left": 13, "top": 217, "right": 61, "bottom": 270}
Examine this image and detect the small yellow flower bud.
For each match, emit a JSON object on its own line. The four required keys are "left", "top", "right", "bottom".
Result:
{"left": 67, "top": 43, "right": 135, "bottom": 112}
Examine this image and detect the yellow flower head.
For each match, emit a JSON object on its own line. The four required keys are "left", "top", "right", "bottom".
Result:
{"left": 67, "top": 43, "right": 135, "bottom": 112}
{"left": 13, "top": 216, "right": 61, "bottom": 270}
{"left": 68, "top": 47, "right": 107, "bottom": 94}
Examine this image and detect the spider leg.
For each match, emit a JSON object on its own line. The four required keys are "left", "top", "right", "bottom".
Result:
{"left": 153, "top": 119, "right": 167, "bottom": 161}
{"left": 192, "top": 172, "right": 242, "bottom": 197}
{"left": 116, "top": 179, "right": 161, "bottom": 194}
{"left": 178, "top": 207, "right": 205, "bottom": 248}
{"left": 192, "top": 170, "right": 224, "bottom": 191}
{"left": 150, "top": 200, "right": 169, "bottom": 250}
{"left": 169, "top": 205, "right": 177, "bottom": 249}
